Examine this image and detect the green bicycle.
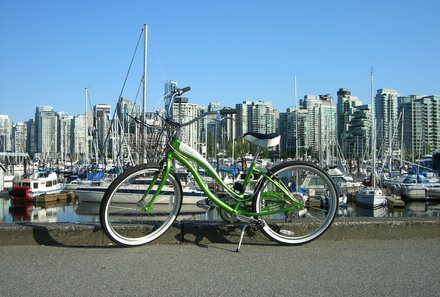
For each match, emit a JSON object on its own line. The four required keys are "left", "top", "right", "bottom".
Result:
{"left": 100, "top": 86, "right": 339, "bottom": 250}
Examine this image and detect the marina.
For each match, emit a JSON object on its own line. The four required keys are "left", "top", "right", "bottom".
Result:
{"left": 1, "top": 191, "right": 439, "bottom": 224}
{"left": 1, "top": 27, "right": 439, "bottom": 237}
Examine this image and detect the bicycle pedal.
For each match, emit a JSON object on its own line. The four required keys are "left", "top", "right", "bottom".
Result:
{"left": 279, "top": 229, "right": 295, "bottom": 236}
{"left": 250, "top": 224, "right": 260, "bottom": 231}
{"left": 298, "top": 209, "right": 308, "bottom": 217}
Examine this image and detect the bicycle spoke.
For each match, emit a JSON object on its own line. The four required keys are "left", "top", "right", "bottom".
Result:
{"left": 254, "top": 161, "right": 337, "bottom": 245}
{"left": 100, "top": 165, "right": 182, "bottom": 246}
{"left": 303, "top": 210, "right": 324, "bottom": 222}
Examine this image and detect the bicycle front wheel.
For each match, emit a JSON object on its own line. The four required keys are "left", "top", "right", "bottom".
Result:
{"left": 253, "top": 161, "right": 338, "bottom": 245}
{"left": 100, "top": 164, "right": 182, "bottom": 246}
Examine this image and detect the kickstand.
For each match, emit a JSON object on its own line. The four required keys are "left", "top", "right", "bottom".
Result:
{"left": 235, "top": 224, "right": 249, "bottom": 253}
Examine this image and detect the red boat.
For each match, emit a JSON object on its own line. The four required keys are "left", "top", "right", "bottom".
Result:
{"left": 9, "top": 171, "right": 65, "bottom": 201}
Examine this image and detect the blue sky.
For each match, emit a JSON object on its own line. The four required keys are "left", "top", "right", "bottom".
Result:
{"left": 1, "top": 0, "right": 439, "bottom": 122}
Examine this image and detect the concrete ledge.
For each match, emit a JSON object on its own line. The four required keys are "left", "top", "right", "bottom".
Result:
{"left": 322, "top": 217, "right": 440, "bottom": 241}
{"left": 0, "top": 217, "right": 439, "bottom": 247}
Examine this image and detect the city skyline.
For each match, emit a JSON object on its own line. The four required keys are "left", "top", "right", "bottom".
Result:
{"left": 0, "top": 85, "right": 436, "bottom": 124}
{"left": 1, "top": 1, "right": 439, "bottom": 122}
{"left": 1, "top": 85, "right": 438, "bottom": 162}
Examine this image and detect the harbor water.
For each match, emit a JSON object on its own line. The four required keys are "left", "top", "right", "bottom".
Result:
{"left": 1, "top": 193, "right": 439, "bottom": 224}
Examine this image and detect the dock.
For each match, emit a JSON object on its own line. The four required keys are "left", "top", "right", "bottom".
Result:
{"left": 386, "top": 195, "right": 405, "bottom": 208}
{"left": 426, "top": 188, "right": 440, "bottom": 200}
{"left": 33, "top": 191, "right": 78, "bottom": 203}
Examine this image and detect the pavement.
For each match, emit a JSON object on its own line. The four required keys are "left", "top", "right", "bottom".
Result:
{"left": 0, "top": 216, "right": 439, "bottom": 247}
{"left": 2, "top": 239, "right": 440, "bottom": 296}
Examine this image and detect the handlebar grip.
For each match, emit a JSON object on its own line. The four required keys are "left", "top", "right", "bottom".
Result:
{"left": 177, "top": 86, "right": 191, "bottom": 96}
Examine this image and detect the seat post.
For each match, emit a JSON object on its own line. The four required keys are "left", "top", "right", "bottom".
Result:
{"left": 253, "top": 146, "right": 262, "bottom": 162}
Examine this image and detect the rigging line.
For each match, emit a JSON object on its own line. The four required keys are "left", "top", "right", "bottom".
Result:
{"left": 127, "top": 79, "right": 143, "bottom": 122}
{"left": 86, "top": 89, "right": 106, "bottom": 161}
{"left": 133, "top": 78, "right": 143, "bottom": 106}
{"left": 149, "top": 29, "right": 166, "bottom": 83}
{"left": 101, "top": 27, "right": 144, "bottom": 156}
{"left": 87, "top": 89, "right": 94, "bottom": 114}
{"left": 118, "top": 28, "right": 144, "bottom": 102}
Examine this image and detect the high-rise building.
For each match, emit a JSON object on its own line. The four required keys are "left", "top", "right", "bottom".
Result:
{"left": 58, "top": 113, "right": 73, "bottom": 161}
{"left": 12, "top": 122, "right": 27, "bottom": 153}
{"left": 318, "top": 95, "right": 337, "bottom": 164}
{"left": 93, "top": 104, "right": 111, "bottom": 160}
{"left": 235, "top": 101, "right": 252, "bottom": 138}
{"left": 26, "top": 119, "right": 36, "bottom": 155}
{"left": 421, "top": 95, "right": 440, "bottom": 153}
{"left": 400, "top": 95, "right": 440, "bottom": 159}
{"left": 279, "top": 107, "right": 296, "bottom": 158}
{"left": 336, "top": 88, "right": 362, "bottom": 156}
{"left": 173, "top": 100, "right": 200, "bottom": 150}
{"left": 116, "top": 97, "right": 141, "bottom": 159}
{"left": 72, "top": 114, "right": 86, "bottom": 162}
{"left": 297, "top": 109, "right": 310, "bottom": 159}
{"left": 164, "top": 80, "right": 178, "bottom": 96}
{"left": 205, "top": 101, "right": 223, "bottom": 158}
{"left": 279, "top": 107, "right": 310, "bottom": 159}
{"left": 0, "top": 115, "right": 12, "bottom": 152}
{"left": 252, "top": 101, "right": 276, "bottom": 134}
{"left": 235, "top": 100, "right": 276, "bottom": 137}
{"left": 302, "top": 95, "right": 320, "bottom": 157}
{"left": 290, "top": 94, "right": 337, "bottom": 162}
{"left": 35, "top": 106, "right": 58, "bottom": 159}
{"left": 375, "top": 89, "right": 400, "bottom": 158}
{"left": 345, "top": 104, "right": 372, "bottom": 158}
{"left": 164, "top": 80, "right": 179, "bottom": 121}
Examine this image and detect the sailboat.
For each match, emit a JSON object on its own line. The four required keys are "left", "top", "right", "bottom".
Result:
{"left": 355, "top": 69, "right": 387, "bottom": 208}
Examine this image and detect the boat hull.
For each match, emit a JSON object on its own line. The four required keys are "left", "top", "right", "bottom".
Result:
{"left": 9, "top": 185, "right": 65, "bottom": 201}
{"left": 401, "top": 187, "right": 426, "bottom": 200}
{"left": 9, "top": 171, "right": 65, "bottom": 201}
{"left": 355, "top": 187, "right": 387, "bottom": 208}
{"left": 427, "top": 188, "right": 440, "bottom": 199}
{"left": 74, "top": 186, "right": 207, "bottom": 205}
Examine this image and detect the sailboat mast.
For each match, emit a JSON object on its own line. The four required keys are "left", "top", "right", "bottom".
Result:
{"left": 401, "top": 108, "right": 404, "bottom": 169}
{"left": 294, "top": 76, "right": 299, "bottom": 160}
{"left": 84, "top": 88, "right": 88, "bottom": 163}
{"left": 370, "top": 68, "right": 376, "bottom": 188}
{"left": 388, "top": 93, "right": 392, "bottom": 169}
{"left": 141, "top": 24, "right": 148, "bottom": 163}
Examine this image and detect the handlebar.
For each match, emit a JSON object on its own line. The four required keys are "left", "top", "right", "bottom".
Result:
{"left": 176, "top": 86, "right": 191, "bottom": 96}
{"left": 219, "top": 107, "right": 236, "bottom": 115}
{"left": 165, "top": 86, "right": 236, "bottom": 128}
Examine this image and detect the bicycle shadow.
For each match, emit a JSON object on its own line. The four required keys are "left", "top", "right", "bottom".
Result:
{"left": 8, "top": 223, "right": 118, "bottom": 248}
{"left": 6, "top": 221, "right": 277, "bottom": 250}
{"left": 181, "top": 221, "right": 276, "bottom": 250}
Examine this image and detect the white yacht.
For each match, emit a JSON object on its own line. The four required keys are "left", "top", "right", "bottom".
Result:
{"left": 355, "top": 187, "right": 386, "bottom": 208}
{"left": 9, "top": 171, "right": 65, "bottom": 201}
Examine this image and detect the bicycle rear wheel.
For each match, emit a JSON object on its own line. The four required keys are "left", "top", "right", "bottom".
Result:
{"left": 100, "top": 164, "right": 182, "bottom": 246}
{"left": 253, "top": 161, "right": 338, "bottom": 245}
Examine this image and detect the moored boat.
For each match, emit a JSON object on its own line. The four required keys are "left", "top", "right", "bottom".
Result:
{"left": 9, "top": 171, "right": 65, "bottom": 201}
{"left": 355, "top": 187, "right": 387, "bottom": 208}
{"left": 74, "top": 182, "right": 207, "bottom": 205}
{"left": 354, "top": 70, "right": 387, "bottom": 209}
{"left": 426, "top": 187, "right": 440, "bottom": 199}
{"left": 392, "top": 174, "right": 440, "bottom": 200}
{"left": 327, "top": 167, "right": 362, "bottom": 194}
{"left": 3, "top": 174, "right": 15, "bottom": 190}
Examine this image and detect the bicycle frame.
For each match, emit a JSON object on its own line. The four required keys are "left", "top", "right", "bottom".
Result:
{"left": 143, "top": 137, "right": 304, "bottom": 217}
{"left": 100, "top": 86, "right": 338, "bottom": 249}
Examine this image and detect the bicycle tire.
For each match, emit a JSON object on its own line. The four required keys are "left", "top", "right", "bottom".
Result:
{"left": 253, "top": 161, "right": 338, "bottom": 245}
{"left": 100, "top": 164, "right": 182, "bottom": 246}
